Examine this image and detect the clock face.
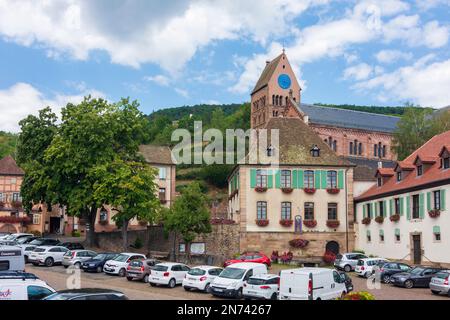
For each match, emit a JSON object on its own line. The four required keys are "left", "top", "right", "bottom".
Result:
{"left": 278, "top": 74, "right": 291, "bottom": 89}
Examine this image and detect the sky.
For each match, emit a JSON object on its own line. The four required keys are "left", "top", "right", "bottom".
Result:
{"left": 0, "top": 0, "right": 449, "bottom": 132}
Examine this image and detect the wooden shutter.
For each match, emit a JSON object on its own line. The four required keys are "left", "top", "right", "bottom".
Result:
{"left": 441, "top": 189, "right": 446, "bottom": 210}
{"left": 406, "top": 195, "right": 411, "bottom": 220}
{"left": 275, "top": 170, "right": 281, "bottom": 188}
{"left": 399, "top": 197, "right": 404, "bottom": 216}
{"left": 383, "top": 200, "right": 387, "bottom": 217}
{"left": 338, "top": 170, "right": 344, "bottom": 189}
{"left": 314, "top": 170, "right": 321, "bottom": 189}
{"left": 297, "top": 170, "right": 304, "bottom": 189}
{"left": 267, "top": 170, "right": 273, "bottom": 188}
{"left": 250, "top": 169, "right": 256, "bottom": 188}
{"left": 427, "top": 192, "right": 431, "bottom": 211}
{"left": 292, "top": 170, "right": 298, "bottom": 188}
{"left": 389, "top": 199, "right": 394, "bottom": 216}
{"left": 363, "top": 204, "right": 367, "bottom": 218}
{"left": 419, "top": 193, "right": 425, "bottom": 219}
{"left": 321, "top": 170, "right": 327, "bottom": 189}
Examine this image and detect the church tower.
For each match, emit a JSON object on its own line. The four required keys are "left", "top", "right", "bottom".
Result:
{"left": 250, "top": 51, "right": 303, "bottom": 129}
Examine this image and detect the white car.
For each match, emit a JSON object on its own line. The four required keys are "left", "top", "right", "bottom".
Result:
{"left": 149, "top": 262, "right": 191, "bottom": 288}
{"left": 0, "top": 272, "right": 56, "bottom": 300}
{"left": 355, "top": 258, "right": 389, "bottom": 278}
{"left": 62, "top": 250, "right": 97, "bottom": 268}
{"left": 28, "top": 246, "right": 69, "bottom": 267}
{"left": 16, "top": 244, "right": 37, "bottom": 263}
{"left": 182, "top": 265, "right": 223, "bottom": 292}
{"left": 103, "top": 253, "right": 146, "bottom": 277}
{"left": 243, "top": 274, "right": 279, "bottom": 300}
{"left": 0, "top": 233, "right": 33, "bottom": 242}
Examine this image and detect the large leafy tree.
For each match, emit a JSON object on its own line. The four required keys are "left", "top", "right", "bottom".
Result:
{"left": 164, "top": 182, "right": 211, "bottom": 262}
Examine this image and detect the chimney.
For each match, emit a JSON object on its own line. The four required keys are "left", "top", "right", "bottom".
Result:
{"left": 378, "top": 161, "right": 383, "bottom": 169}
{"left": 266, "top": 60, "right": 270, "bottom": 65}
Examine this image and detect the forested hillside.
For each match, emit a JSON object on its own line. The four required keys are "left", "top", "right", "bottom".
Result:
{"left": 0, "top": 132, "right": 18, "bottom": 159}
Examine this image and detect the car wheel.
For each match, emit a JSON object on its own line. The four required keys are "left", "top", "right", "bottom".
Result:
{"left": 96, "top": 266, "right": 103, "bottom": 273}
{"left": 184, "top": 286, "right": 190, "bottom": 291}
{"left": 126, "top": 277, "right": 133, "bottom": 281}
{"left": 431, "top": 290, "right": 440, "bottom": 295}
{"left": 235, "top": 288, "right": 243, "bottom": 299}
{"left": 382, "top": 275, "right": 391, "bottom": 284}
{"left": 344, "top": 265, "right": 352, "bottom": 273}
{"left": 364, "top": 271, "right": 371, "bottom": 278}
{"left": 270, "top": 292, "right": 277, "bottom": 300}
{"left": 143, "top": 274, "right": 149, "bottom": 283}
{"left": 204, "top": 283, "right": 211, "bottom": 293}
{"left": 168, "top": 278, "right": 176, "bottom": 288}
{"left": 74, "top": 262, "right": 81, "bottom": 269}
{"left": 24, "top": 256, "right": 28, "bottom": 264}
{"left": 45, "top": 257, "right": 54, "bottom": 267}
{"left": 404, "top": 280, "right": 414, "bottom": 289}
{"left": 118, "top": 268, "right": 126, "bottom": 277}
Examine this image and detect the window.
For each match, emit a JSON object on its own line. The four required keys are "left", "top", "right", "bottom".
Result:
{"left": 256, "top": 170, "right": 267, "bottom": 188}
{"left": 367, "top": 234, "right": 371, "bottom": 242}
{"left": 267, "top": 145, "right": 274, "bottom": 157}
{"left": 358, "top": 143, "right": 362, "bottom": 155}
{"left": 349, "top": 142, "right": 353, "bottom": 155}
{"left": 159, "top": 188, "right": 166, "bottom": 201}
{"left": 394, "top": 198, "right": 400, "bottom": 214}
{"left": 412, "top": 194, "right": 420, "bottom": 219}
{"left": 99, "top": 209, "right": 108, "bottom": 222}
{"left": 366, "top": 203, "right": 372, "bottom": 218}
{"left": 304, "top": 171, "right": 314, "bottom": 188}
{"left": 377, "top": 177, "right": 382, "bottom": 187}
{"left": 433, "top": 191, "right": 441, "bottom": 210}
{"left": 328, "top": 203, "right": 338, "bottom": 220}
{"left": 327, "top": 171, "right": 337, "bottom": 189}
{"left": 380, "top": 233, "right": 384, "bottom": 242}
{"left": 444, "top": 157, "right": 450, "bottom": 169}
{"left": 0, "top": 261, "right": 9, "bottom": 271}
{"left": 281, "top": 202, "right": 292, "bottom": 220}
{"left": 310, "top": 145, "right": 320, "bottom": 157}
{"left": 382, "top": 145, "right": 386, "bottom": 158}
{"left": 435, "top": 232, "right": 441, "bottom": 241}
{"left": 12, "top": 193, "right": 20, "bottom": 202}
{"left": 304, "top": 202, "right": 314, "bottom": 220}
{"left": 333, "top": 140, "right": 337, "bottom": 152}
{"left": 374, "top": 144, "right": 378, "bottom": 157}
{"left": 397, "top": 171, "right": 402, "bottom": 182}
{"left": 158, "top": 167, "right": 167, "bottom": 180}
{"left": 417, "top": 165, "right": 423, "bottom": 176}
{"left": 280, "top": 170, "right": 291, "bottom": 188}
{"left": 395, "top": 234, "right": 401, "bottom": 242}
{"left": 27, "top": 286, "right": 54, "bottom": 300}
{"left": 353, "top": 140, "right": 358, "bottom": 155}
{"left": 378, "top": 201, "right": 384, "bottom": 217}
{"left": 33, "top": 214, "right": 40, "bottom": 225}
{"left": 257, "top": 201, "right": 267, "bottom": 220}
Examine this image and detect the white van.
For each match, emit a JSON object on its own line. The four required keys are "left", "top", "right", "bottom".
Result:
{"left": 210, "top": 262, "right": 267, "bottom": 299}
{"left": 0, "top": 272, "right": 56, "bottom": 300}
{"left": 279, "top": 268, "right": 347, "bottom": 300}
{"left": 0, "top": 246, "right": 25, "bottom": 272}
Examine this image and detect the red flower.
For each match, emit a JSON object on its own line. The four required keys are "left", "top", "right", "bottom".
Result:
{"left": 255, "top": 187, "right": 268, "bottom": 193}
{"left": 303, "top": 188, "right": 316, "bottom": 194}
{"left": 281, "top": 187, "right": 293, "bottom": 194}
{"left": 326, "top": 220, "right": 340, "bottom": 228}
{"left": 326, "top": 188, "right": 340, "bottom": 194}
{"left": 322, "top": 250, "right": 336, "bottom": 264}
{"left": 428, "top": 209, "right": 441, "bottom": 218}
{"left": 303, "top": 219, "right": 317, "bottom": 228}
{"left": 256, "top": 219, "right": 269, "bottom": 227}
{"left": 289, "top": 238, "right": 309, "bottom": 248}
{"left": 389, "top": 214, "right": 400, "bottom": 222}
{"left": 279, "top": 219, "right": 293, "bottom": 227}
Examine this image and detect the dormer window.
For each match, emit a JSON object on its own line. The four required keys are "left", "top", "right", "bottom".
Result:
{"left": 377, "top": 177, "right": 382, "bottom": 187}
{"left": 310, "top": 145, "right": 320, "bottom": 157}
{"left": 397, "top": 171, "right": 402, "bottom": 182}
{"left": 417, "top": 165, "right": 423, "bottom": 176}
{"left": 444, "top": 157, "right": 449, "bottom": 169}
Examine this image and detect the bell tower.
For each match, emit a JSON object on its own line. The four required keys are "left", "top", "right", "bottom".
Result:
{"left": 250, "top": 51, "right": 302, "bottom": 129}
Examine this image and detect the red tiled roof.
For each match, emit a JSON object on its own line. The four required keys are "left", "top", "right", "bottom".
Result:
{"left": 439, "top": 145, "right": 450, "bottom": 156}
{"left": 376, "top": 168, "right": 394, "bottom": 177}
{"left": 413, "top": 155, "right": 436, "bottom": 164}
{"left": 0, "top": 156, "right": 24, "bottom": 176}
{"left": 356, "top": 130, "right": 450, "bottom": 201}
{"left": 394, "top": 160, "right": 415, "bottom": 170}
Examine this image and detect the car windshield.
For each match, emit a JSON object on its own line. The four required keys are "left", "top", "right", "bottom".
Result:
{"left": 410, "top": 267, "right": 425, "bottom": 274}
{"left": 357, "top": 260, "right": 364, "bottom": 266}
{"left": 16, "top": 237, "right": 30, "bottom": 244}
{"left": 29, "top": 239, "right": 44, "bottom": 245}
{"left": 335, "top": 254, "right": 343, "bottom": 260}
{"left": 113, "top": 254, "right": 129, "bottom": 262}
{"left": 4, "top": 235, "right": 16, "bottom": 240}
{"left": 188, "top": 268, "right": 206, "bottom": 276}
{"left": 434, "top": 272, "right": 449, "bottom": 279}
{"left": 93, "top": 254, "right": 108, "bottom": 260}
{"left": 219, "top": 268, "right": 246, "bottom": 280}
{"left": 34, "top": 248, "right": 46, "bottom": 253}
{"left": 153, "top": 265, "right": 169, "bottom": 272}
{"left": 247, "top": 278, "right": 269, "bottom": 285}
{"left": 129, "top": 260, "right": 143, "bottom": 267}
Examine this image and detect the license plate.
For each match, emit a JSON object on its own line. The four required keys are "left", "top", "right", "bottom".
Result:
{"left": 189, "top": 278, "right": 197, "bottom": 281}
{"left": 215, "top": 288, "right": 223, "bottom": 292}
{"left": 247, "top": 291, "right": 257, "bottom": 295}
{"left": 128, "top": 272, "right": 137, "bottom": 276}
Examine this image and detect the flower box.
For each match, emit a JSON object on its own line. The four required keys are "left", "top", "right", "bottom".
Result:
{"left": 428, "top": 209, "right": 441, "bottom": 218}
{"left": 361, "top": 217, "right": 371, "bottom": 225}
{"left": 375, "top": 216, "right": 384, "bottom": 224}
{"left": 303, "top": 219, "right": 317, "bottom": 228}
{"left": 0, "top": 216, "right": 31, "bottom": 224}
{"left": 303, "top": 188, "right": 316, "bottom": 194}
{"left": 255, "top": 219, "right": 269, "bottom": 227}
{"left": 281, "top": 187, "right": 293, "bottom": 194}
{"left": 279, "top": 219, "right": 293, "bottom": 227}
{"left": 389, "top": 214, "right": 400, "bottom": 222}
{"left": 326, "top": 220, "right": 340, "bottom": 228}
{"left": 255, "top": 187, "right": 268, "bottom": 193}
{"left": 289, "top": 238, "right": 309, "bottom": 248}
{"left": 326, "top": 188, "right": 340, "bottom": 194}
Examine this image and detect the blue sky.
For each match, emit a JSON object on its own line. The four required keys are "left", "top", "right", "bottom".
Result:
{"left": 0, "top": 0, "right": 449, "bottom": 132}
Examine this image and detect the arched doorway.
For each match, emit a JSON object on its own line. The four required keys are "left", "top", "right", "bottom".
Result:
{"left": 326, "top": 241, "right": 340, "bottom": 255}
{"left": 0, "top": 223, "right": 18, "bottom": 234}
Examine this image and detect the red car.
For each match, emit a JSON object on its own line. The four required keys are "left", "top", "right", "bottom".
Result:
{"left": 223, "top": 252, "right": 271, "bottom": 268}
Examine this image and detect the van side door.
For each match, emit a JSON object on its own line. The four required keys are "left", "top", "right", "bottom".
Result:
{"left": 332, "top": 270, "right": 345, "bottom": 299}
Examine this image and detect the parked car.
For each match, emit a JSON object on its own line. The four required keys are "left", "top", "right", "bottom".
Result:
{"left": 210, "top": 262, "right": 268, "bottom": 299}
{"left": 1, "top": 233, "right": 34, "bottom": 243}
{"left": 182, "top": 266, "right": 223, "bottom": 292}
{"left": 28, "top": 238, "right": 60, "bottom": 247}
{"left": 390, "top": 266, "right": 443, "bottom": 289}
{"left": 28, "top": 246, "right": 69, "bottom": 267}
{"left": 149, "top": 262, "right": 190, "bottom": 288}
{"left": 0, "top": 246, "right": 25, "bottom": 271}
{"left": 62, "top": 250, "right": 97, "bottom": 269}
{"left": 379, "top": 262, "right": 412, "bottom": 283}
{"left": 19, "top": 245, "right": 37, "bottom": 263}
{"left": 126, "top": 258, "right": 161, "bottom": 283}
{"left": 60, "top": 242, "right": 84, "bottom": 250}
{"left": 81, "top": 253, "right": 118, "bottom": 273}
{"left": 279, "top": 268, "right": 347, "bottom": 300}
{"left": 0, "top": 232, "right": 11, "bottom": 240}
{"left": 223, "top": 252, "right": 271, "bottom": 268}
{"left": 15, "top": 236, "right": 38, "bottom": 245}
{"left": 0, "top": 271, "right": 56, "bottom": 300}
{"left": 103, "top": 253, "right": 146, "bottom": 277}
{"left": 243, "top": 274, "right": 279, "bottom": 300}
{"left": 334, "top": 253, "right": 368, "bottom": 272}
{"left": 337, "top": 271, "right": 353, "bottom": 292}
{"left": 43, "top": 288, "right": 128, "bottom": 300}
{"left": 355, "top": 258, "right": 389, "bottom": 278}
{"left": 430, "top": 270, "right": 450, "bottom": 297}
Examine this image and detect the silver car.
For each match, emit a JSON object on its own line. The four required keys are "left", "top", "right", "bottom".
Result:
{"left": 430, "top": 270, "right": 450, "bottom": 297}
{"left": 334, "top": 253, "right": 368, "bottom": 272}
{"left": 62, "top": 250, "right": 97, "bottom": 268}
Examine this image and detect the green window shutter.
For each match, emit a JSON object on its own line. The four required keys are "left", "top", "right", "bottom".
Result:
{"left": 379, "top": 229, "right": 384, "bottom": 236}
{"left": 419, "top": 193, "right": 425, "bottom": 219}
{"left": 433, "top": 226, "right": 441, "bottom": 234}
{"left": 399, "top": 197, "right": 404, "bottom": 216}
{"left": 366, "top": 230, "right": 371, "bottom": 236}
{"left": 389, "top": 199, "right": 394, "bottom": 216}
{"left": 363, "top": 204, "right": 367, "bottom": 218}
{"left": 298, "top": 170, "right": 304, "bottom": 189}
{"left": 275, "top": 170, "right": 281, "bottom": 188}
{"left": 371, "top": 202, "right": 375, "bottom": 218}
{"left": 321, "top": 170, "right": 327, "bottom": 189}
{"left": 267, "top": 170, "right": 273, "bottom": 188}
{"left": 292, "top": 170, "right": 298, "bottom": 188}
{"left": 374, "top": 202, "right": 378, "bottom": 217}
{"left": 383, "top": 200, "right": 387, "bottom": 217}
{"left": 314, "top": 170, "right": 321, "bottom": 189}
{"left": 406, "top": 196, "right": 411, "bottom": 220}
{"left": 441, "top": 189, "right": 446, "bottom": 210}
{"left": 337, "top": 170, "right": 344, "bottom": 189}
{"left": 395, "top": 228, "right": 400, "bottom": 236}
{"left": 250, "top": 169, "right": 256, "bottom": 188}
{"left": 427, "top": 192, "right": 431, "bottom": 212}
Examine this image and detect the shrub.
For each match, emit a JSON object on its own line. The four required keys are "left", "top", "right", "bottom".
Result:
{"left": 322, "top": 250, "right": 336, "bottom": 264}
{"left": 199, "top": 164, "right": 233, "bottom": 188}
{"left": 279, "top": 251, "right": 293, "bottom": 264}
{"left": 340, "top": 291, "right": 375, "bottom": 300}
{"left": 271, "top": 250, "right": 279, "bottom": 263}
{"left": 289, "top": 238, "right": 309, "bottom": 248}
{"left": 134, "top": 237, "right": 143, "bottom": 249}
{"left": 71, "top": 230, "right": 81, "bottom": 237}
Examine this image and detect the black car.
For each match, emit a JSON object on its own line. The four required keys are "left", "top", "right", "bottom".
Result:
{"left": 379, "top": 262, "right": 412, "bottom": 283}
{"left": 390, "top": 266, "right": 442, "bottom": 288}
{"left": 43, "top": 288, "right": 128, "bottom": 300}
{"left": 16, "top": 236, "right": 39, "bottom": 245}
{"left": 338, "top": 271, "right": 353, "bottom": 292}
{"left": 81, "top": 252, "right": 118, "bottom": 273}
{"left": 60, "top": 242, "right": 84, "bottom": 250}
{"left": 28, "top": 238, "right": 60, "bottom": 246}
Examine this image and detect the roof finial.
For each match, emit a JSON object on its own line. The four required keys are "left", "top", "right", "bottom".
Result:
{"left": 282, "top": 40, "right": 285, "bottom": 54}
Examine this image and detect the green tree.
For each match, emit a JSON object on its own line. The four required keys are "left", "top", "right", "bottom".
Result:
{"left": 0, "top": 132, "right": 18, "bottom": 159}
{"left": 164, "top": 182, "right": 211, "bottom": 262}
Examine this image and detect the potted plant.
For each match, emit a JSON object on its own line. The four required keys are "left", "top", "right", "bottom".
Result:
{"left": 375, "top": 216, "right": 384, "bottom": 224}
{"left": 326, "top": 220, "right": 340, "bottom": 228}
{"left": 303, "top": 219, "right": 317, "bottom": 228}
{"left": 428, "top": 209, "right": 441, "bottom": 218}
{"left": 271, "top": 250, "right": 279, "bottom": 264}
{"left": 361, "top": 217, "right": 371, "bottom": 225}
{"left": 389, "top": 214, "right": 400, "bottom": 222}
{"left": 279, "top": 219, "right": 293, "bottom": 227}
{"left": 289, "top": 238, "right": 309, "bottom": 249}
{"left": 255, "top": 187, "right": 268, "bottom": 193}
{"left": 326, "top": 188, "right": 340, "bottom": 194}
{"left": 255, "top": 219, "right": 269, "bottom": 227}
{"left": 303, "top": 188, "right": 316, "bottom": 194}
{"left": 281, "top": 187, "right": 293, "bottom": 194}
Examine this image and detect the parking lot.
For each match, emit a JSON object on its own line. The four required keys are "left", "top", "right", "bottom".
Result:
{"left": 25, "top": 263, "right": 448, "bottom": 300}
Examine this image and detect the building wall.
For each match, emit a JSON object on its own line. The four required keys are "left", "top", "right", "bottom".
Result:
{"left": 355, "top": 185, "right": 449, "bottom": 267}
{"left": 354, "top": 181, "right": 376, "bottom": 198}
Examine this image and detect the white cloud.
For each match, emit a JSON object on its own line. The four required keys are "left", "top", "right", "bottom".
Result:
{"left": 175, "top": 88, "right": 189, "bottom": 98}
{"left": 343, "top": 63, "right": 374, "bottom": 80}
{"left": 0, "top": 82, "right": 104, "bottom": 132}
{"left": 143, "top": 75, "right": 171, "bottom": 87}
{"left": 375, "top": 49, "right": 413, "bottom": 63}
{"left": 353, "top": 55, "right": 450, "bottom": 108}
